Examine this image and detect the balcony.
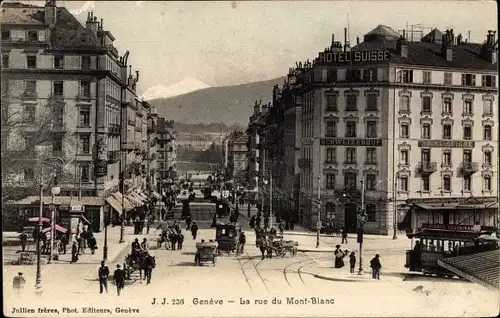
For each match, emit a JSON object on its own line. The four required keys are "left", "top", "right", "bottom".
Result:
{"left": 459, "top": 162, "right": 479, "bottom": 175}
{"left": 417, "top": 161, "right": 437, "bottom": 175}
{"left": 76, "top": 94, "right": 92, "bottom": 103}
{"left": 21, "top": 91, "right": 37, "bottom": 101}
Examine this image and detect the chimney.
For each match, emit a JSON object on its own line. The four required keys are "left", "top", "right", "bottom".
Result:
{"left": 128, "top": 65, "right": 133, "bottom": 86}
{"left": 457, "top": 33, "right": 462, "bottom": 45}
{"left": 135, "top": 70, "right": 140, "bottom": 83}
{"left": 482, "top": 30, "right": 498, "bottom": 64}
{"left": 100, "top": 18, "right": 104, "bottom": 30}
{"left": 44, "top": 0, "right": 57, "bottom": 26}
{"left": 397, "top": 35, "right": 408, "bottom": 58}
{"left": 86, "top": 11, "right": 99, "bottom": 36}
{"left": 344, "top": 27, "right": 348, "bottom": 51}
{"left": 442, "top": 29, "right": 455, "bottom": 62}
{"left": 356, "top": 36, "right": 359, "bottom": 45}
{"left": 331, "top": 34, "right": 335, "bottom": 49}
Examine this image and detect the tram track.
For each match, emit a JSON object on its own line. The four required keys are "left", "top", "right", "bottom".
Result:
{"left": 283, "top": 256, "right": 316, "bottom": 288}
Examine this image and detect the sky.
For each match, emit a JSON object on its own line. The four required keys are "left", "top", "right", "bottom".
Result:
{"left": 13, "top": 1, "right": 499, "bottom": 95}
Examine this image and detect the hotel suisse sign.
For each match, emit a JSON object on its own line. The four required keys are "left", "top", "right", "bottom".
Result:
{"left": 320, "top": 138, "right": 382, "bottom": 147}
{"left": 418, "top": 140, "right": 475, "bottom": 148}
{"left": 421, "top": 223, "right": 480, "bottom": 232}
{"left": 318, "top": 50, "right": 390, "bottom": 64}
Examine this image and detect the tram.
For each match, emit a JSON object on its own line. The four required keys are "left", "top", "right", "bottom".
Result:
{"left": 405, "top": 223, "right": 499, "bottom": 278}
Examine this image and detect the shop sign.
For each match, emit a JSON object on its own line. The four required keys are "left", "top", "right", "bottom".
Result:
{"left": 320, "top": 138, "right": 382, "bottom": 147}
{"left": 70, "top": 205, "right": 84, "bottom": 213}
{"left": 418, "top": 140, "right": 475, "bottom": 148}
{"left": 421, "top": 223, "right": 474, "bottom": 231}
{"left": 318, "top": 50, "right": 390, "bottom": 64}
{"left": 95, "top": 160, "right": 108, "bottom": 177}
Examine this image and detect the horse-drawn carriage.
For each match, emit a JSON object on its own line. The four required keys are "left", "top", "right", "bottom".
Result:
{"left": 215, "top": 223, "right": 240, "bottom": 255}
{"left": 124, "top": 251, "right": 156, "bottom": 283}
{"left": 269, "top": 236, "right": 298, "bottom": 257}
{"left": 194, "top": 241, "right": 218, "bottom": 266}
{"left": 157, "top": 226, "right": 178, "bottom": 250}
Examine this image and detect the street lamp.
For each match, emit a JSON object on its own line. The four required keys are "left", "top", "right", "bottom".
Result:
{"left": 263, "top": 171, "right": 273, "bottom": 226}
{"left": 47, "top": 181, "right": 61, "bottom": 264}
{"left": 103, "top": 204, "right": 110, "bottom": 261}
{"left": 315, "top": 176, "right": 322, "bottom": 248}
{"left": 357, "top": 177, "right": 366, "bottom": 275}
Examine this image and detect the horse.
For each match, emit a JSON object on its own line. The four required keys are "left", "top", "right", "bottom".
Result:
{"left": 139, "top": 254, "right": 156, "bottom": 284}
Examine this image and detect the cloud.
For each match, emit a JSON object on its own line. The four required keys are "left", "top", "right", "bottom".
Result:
{"left": 69, "top": 1, "right": 95, "bottom": 15}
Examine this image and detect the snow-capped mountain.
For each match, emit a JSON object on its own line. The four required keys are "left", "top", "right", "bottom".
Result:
{"left": 142, "top": 77, "right": 210, "bottom": 100}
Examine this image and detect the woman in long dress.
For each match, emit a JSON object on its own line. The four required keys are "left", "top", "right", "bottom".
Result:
{"left": 334, "top": 245, "right": 345, "bottom": 268}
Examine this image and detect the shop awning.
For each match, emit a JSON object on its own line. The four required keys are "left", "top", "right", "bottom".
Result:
{"left": 137, "top": 192, "right": 148, "bottom": 200}
{"left": 415, "top": 203, "right": 497, "bottom": 210}
{"left": 81, "top": 215, "right": 91, "bottom": 225}
{"left": 112, "top": 192, "right": 135, "bottom": 210}
{"left": 151, "top": 191, "right": 161, "bottom": 199}
{"left": 438, "top": 250, "right": 500, "bottom": 290}
{"left": 127, "top": 193, "right": 144, "bottom": 206}
{"left": 106, "top": 196, "right": 123, "bottom": 216}
{"left": 41, "top": 224, "right": 68, "bottom": 234}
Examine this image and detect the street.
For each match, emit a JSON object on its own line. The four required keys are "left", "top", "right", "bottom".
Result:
{"left": 4, "top": 205, "right": 498, "bottom": 317}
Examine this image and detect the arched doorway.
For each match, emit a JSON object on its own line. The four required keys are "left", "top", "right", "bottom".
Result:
{"left": 344, "top": 203, "right": 358, "bottom": 233}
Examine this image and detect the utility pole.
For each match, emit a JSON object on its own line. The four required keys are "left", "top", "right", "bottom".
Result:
{"left": 316, "top": 176, "right": 321, "bottom": 248}
{"left": 358, "top": 176, "right": 365, "bottom": 275}
{"left": 393, "top": 176, "right": 398, "bottom": 239}
{"left": 269, "top": 171, "right": 273, "bottom": 226}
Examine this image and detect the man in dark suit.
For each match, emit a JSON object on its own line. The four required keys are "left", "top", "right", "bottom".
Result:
{"left": 114, "top": 264, "right": 125, "bottom": 296}
{"left": 98, "top": 261, "right": 109, "bottom": 294}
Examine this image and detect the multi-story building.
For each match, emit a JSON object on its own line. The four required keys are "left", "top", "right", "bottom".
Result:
{"left": 1, "top": 2, "right": 152, "bottom": 232}
{"left": 146, "top": 101, "right": 160, "bottom": 191}
{"left": 250, "top": 25, "right": 498, "bottom": 235}
{"left": 156, "top": 117, "right": 178, "bottom": 187}
{"left": 229, "top": 134, "right": 248, "bottom": 182}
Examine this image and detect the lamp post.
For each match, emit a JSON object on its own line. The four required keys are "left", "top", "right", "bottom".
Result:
{"left": 263, "top": 171, "right": 273, "bottom": 226}
{"left": 358, "top": 177, "right": 366, "bottom": 275}
{"left": 47, "top": 181, "right": 61, "bottom": 264}
{"left": 103, "top": 204, "right": 110, "bottom": 261}
{"left": 392, "top": 176, "right": 398, "bottom": 239}
{"left": 316, "top": 176, "right": 322, "bottom": 248}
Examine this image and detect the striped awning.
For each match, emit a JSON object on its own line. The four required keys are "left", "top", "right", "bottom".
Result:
{"left": 438, "top": 249, "right": 500, "bottom": 290}
{"left": 137, "top": 192, "right": 148, "bottom": 200}
{"left": 106, "top": 196, "right": 122, "bottom": 215}
{"left": 111, "top": 192, "right": 135, "bottom": 210}
{"left": 127, "top": 192, "right": 144, "bottom": 206}
{"left": 151, "top": 191, "right": 161, "bottom": 199}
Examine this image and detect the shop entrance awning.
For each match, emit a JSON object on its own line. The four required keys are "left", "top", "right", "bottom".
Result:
{"left": 112, "top": 192, "right": 135, "bottom": 210}
{"left": 151, "top": 191, "right": 161, "bottom": 199}
{"left": 438, "top": 249, "right": 500, "bottom": 290}
{"left": 106, "top": 196, "right": 123, "bottom": 215}
{"left": 137, "top": 192, "right": 148, "bottom": 200}
{"left": 42, "top": 224, "right": 68, "bottom": 234}
{"left": 127, "top": 193, "right": 144, "bottom": 206}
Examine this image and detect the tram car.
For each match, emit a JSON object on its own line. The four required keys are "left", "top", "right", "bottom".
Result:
{"left": 405, "top": 223, "right": 498, "bottom": 278}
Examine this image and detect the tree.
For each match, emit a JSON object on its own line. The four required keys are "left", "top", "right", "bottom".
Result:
{"left": 1, "top": 93, "right": 77, "bottom": 202}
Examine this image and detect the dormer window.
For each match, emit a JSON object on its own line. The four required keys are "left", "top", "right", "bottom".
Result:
{"left": 27, "top": 30, "right": 38, "bottom": 42}
{"left": 1, "top": 30, "right": 10, "bottom": 40}
{"left": 398, "top": 70, "right": 413, "bottom": 83}
{"left": 461, "top": 74, "right": 476, "bottom": 86}
{"left": 482, "top": 75, "right": 496, "bottom": 88}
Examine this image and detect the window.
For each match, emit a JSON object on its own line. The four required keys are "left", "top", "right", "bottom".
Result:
{"left": 484, "top": 151, "right": 492, "bottom": 167}
{"left": 443, "top": 175, "right": 451, "bottom": 192}
{"left": 422, "top": 176, "right": 430, "bottom": 191}
{"left": 481, "top": 75, "right": 496, "bottom": 88}
{"left": 442, "top": 124, "right": 452, "bottom": 139}
{"left": 81, "top": 81, "right": 91, "bottom": 96}
{"left": 25, "top": 106, "right": 36, "bottom": 122}
{"left": 366, "top": 148, "right": 377, "bottom": 164}
{"left": 79, "top": 107, "right": 90, "bottom": 126}
{"left": 443, "top": 98, "right": 452, "bottom": 114}
{"left": 24, "top": 135, "right": 35, "bottom": 150}
{"left": 325, "top": 95, "right": 337, "bottom": 111}
{"left": 24, "top": 168, "right": 34, "bottom": 181}
{"left": 483, "top": 100, "right": 493, "bottom": 115}
{"left": 80, "top": 135, "right": 90, "bottom": 153}
{"left": 462, "top": 100, "right": 473, "bottom": 115}
{"left": 363, "top": 69, "right": 378, "bottom": 82}
{"left": 81, "top": 56, "right": 91, "bottom": 70}
{"left": 326, "top": 173, "right": 336, "bottom": 189}
{"left": 366, "top": 94, "right": 378, "bottom": 111}
{"left": 346, "top": 69, "right": 361, "bottom": 82}
{"left": 345, "top": 121, "right": 357, "bottom": 137}
{"left": 463, "top": 126, "right": 472, "bottom": 140}
{"left": 400, "top": 96, "right": 410, "bottom": 112}
{"left": 325, "top": 203, "right": 335, "bottom": 220}
{"left": 27, "top": 55, "right": 37, "bottom": 68}
{"left": 327, "top": 70, "right": 337, "bottom": 83}
{"left": 2, "top": 30, "right": 10, "bottom": 40}
{"left": 464, "top": 176, "right": 471, "bottom": 192}
{"left": 345, "top": 95, "right": 357, "bottom": 111}
{"left": 366, "top": 175, "right": 376, "bottom": 190}
{"left": 400, "top": 150, "right": 409, "bottom": 165}
{"left": 461, "top": 74, "right": 476, "bottom": 86}
{"left": 25, "top": 80, "right": 36, "bottom": 97}
{"left": 400, "top": 176, "right": 408, "bottom": 191}
{"left": 443, "top": 151, "right": 451, "bottom": 167}
{"left": 484, "top": 125, "right": 492, "bottom": 140}
{"left": 444, "top": 72, "right": 452, "bottom": 85}
{"left": 366, "top": 121, "right": 377, "bottom": 138}
{"left": 159, "top": 162, "right": 165, "bottom": 169}
{"left": 366, "top": 204, "right": 376, "bottom": 222}
{"left": 52, "top": 138, "right": 62, "bottom": 152}
{"left": 325, "top": 148, "right": 336, "bottom": 163}
{"left": 344, "top": 172, "right": 357, "bottom": 189}
{"left": 2, "top": 54, "right": 8, "bottom": 68}
{"left": 158, "top": 152, "right": 165, "bottom": 159}
{"left": 422, "top": 96, "right": 431, "bottom": 113}
{"left": 423, "top": 71, "right": 431, "bottom": 84}
{"left": 345, "top": 148, "right": 356, "bottom": 164}
{"left": 325, "top": 121, "right": 337, "bottom": 137}
{"left": 484, "top": 176, "right": 492, "bottom": 191}
{"left": 53, "top": 81, "right": 64, "bottom": 96}
{"left": 399, "top": 70, "right": 413, "bottom": 83}
{"left": 421, "top": 149, "right": 431, "bottom": 163}
{"left": 463, "top": 149, "right": 472, "bottom": 163}
{"left": 81, "top": 165, "right": 90, "bottom": 182}
{"left": 52, "top": 55, "right": 64, "bottom": 69}
{"left": 27, "top": 30, "right": 38, "bottom": 41}
{"left": 421, "top": 124, "right": 431, "bottom": 139}
{"left": 400, "top": 124, "right": 409, "bottom": 138}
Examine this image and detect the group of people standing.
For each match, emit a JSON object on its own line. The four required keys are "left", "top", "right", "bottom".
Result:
{"left": 97, "top": 261, "right": 125, "bottom": 296}
{"left": 70, "top": 226, "right": 98, "bottom": 263}
{"left": 333, "top": 244, "right": 382, "bottom": 279}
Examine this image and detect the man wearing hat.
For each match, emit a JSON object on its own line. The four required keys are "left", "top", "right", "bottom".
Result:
{"left": 114, "top": 264, "right": 125, "bottom": 296}
{"left": 13, "top": 272, "right": 26, "bottom": 294}
{"left": 98, "top": 261, "right": 110, "bottom": 294}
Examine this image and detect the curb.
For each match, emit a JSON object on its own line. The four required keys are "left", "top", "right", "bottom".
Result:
{"left": 297, "top": 249, "right": 333, "bottom": 253}
{"left": 312, "top": 273, "right": 373, "bottom": 282}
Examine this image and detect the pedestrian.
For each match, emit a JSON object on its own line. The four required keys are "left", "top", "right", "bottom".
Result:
{"left": 349, "top": 251, "right": 356, "bottom": 274}
{"left": 174, "top": 221, "right": 180, "bottom": 234}
{"left": 70, "top": 242, "right": 78, "bottom": 263}
{"left": 19, "top": 232, "right": 28, "bottom": 252}
{"left": 146, "top": 218, "right": 150, "bottom": 234}
{"left": 334, "top": 245, "right": 345, "bottom": 268}
{"left": 12, "top": 272, "right": 26, "bottom": 294}
{"left": 278, "top": 223, "right": 284, "bottom": 236}
{"left": 370, "top": 254, "right": 382, "bottom": 279}
{"left": 191, "top": 222, "right": 198, "bottom": 240}
{"left": 79, "top": 231, "right": 86, "bottom": 255}
{"left": 170, "top": 234, "right": 177, "bottom": 251}
{"left": 98, "top": 261, "right": 109, "bottom": 294}
{"left": 257, "top": 237, "right": 266, "bottom": 260}
{"left": 88, "top": 234, "right": 97, "bottom": 255}
{"left": 341, "top": 227, "right": 348, "bottom": 244}
{"left": 60, "top": 234, "right": 67, "bottom": 254}
{"left": 114, "top": 264, "right": 125, "bottom": 296}
{"left": 185, "top": 217, "right": 192, "bottom": 231}
{"left": 238, "top": 231, "right": 246, "bottom": 254}
{"left": 178, "top": 232, "right": 184, "bottom": 250}
{"left": 160, "top": 207, "right": 166, "bottom": 221}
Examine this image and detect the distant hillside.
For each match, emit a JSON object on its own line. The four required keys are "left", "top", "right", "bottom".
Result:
{"left": 172, "top": 122, "right": 244, "bottom": 134}
{"left": 149, "top": 77, "right": 286, "bottom": 126}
